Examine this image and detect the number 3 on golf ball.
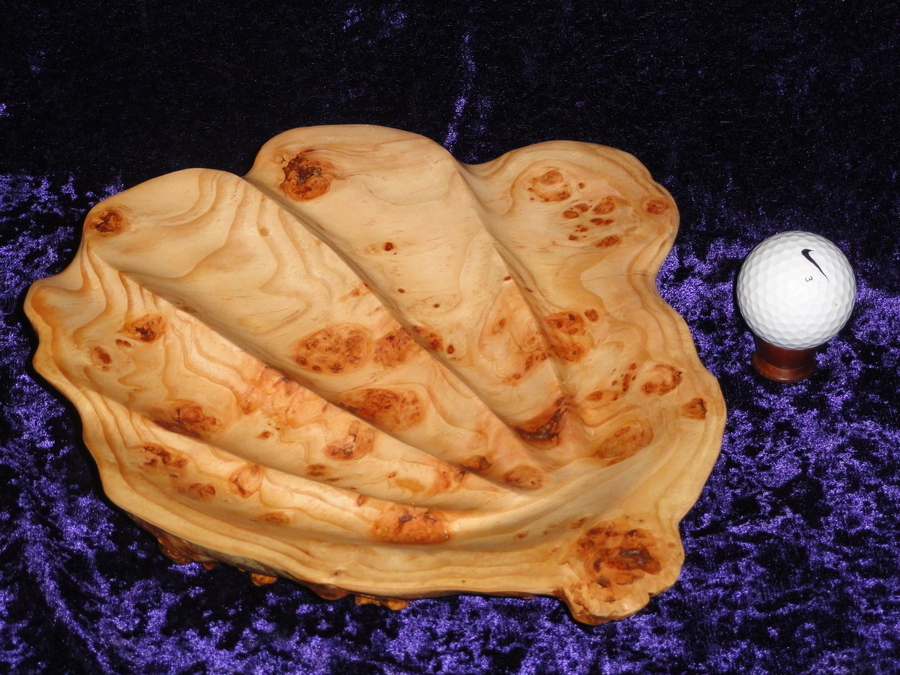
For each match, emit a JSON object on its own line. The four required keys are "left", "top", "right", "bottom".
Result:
{"left": 736, "top": 231, "right": 856, "bottom": 350}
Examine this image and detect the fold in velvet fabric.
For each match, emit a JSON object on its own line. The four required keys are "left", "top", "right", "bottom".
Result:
{"left": 2, "top": 2, "right": 899, "bottom": 673}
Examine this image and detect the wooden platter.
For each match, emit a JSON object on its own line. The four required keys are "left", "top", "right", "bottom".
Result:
{"left": 25, "top": 125, "right": 725, "bottom": 623}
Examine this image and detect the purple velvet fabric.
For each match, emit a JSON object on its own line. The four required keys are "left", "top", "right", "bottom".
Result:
{"left": 2, "top": 2, "right": 899, "bottom": 673}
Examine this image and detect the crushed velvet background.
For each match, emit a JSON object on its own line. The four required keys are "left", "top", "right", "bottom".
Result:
{"left": 2, "top": 1, "right": 899, "bottom": 673}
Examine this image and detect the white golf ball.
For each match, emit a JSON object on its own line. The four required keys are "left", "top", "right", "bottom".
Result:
{"left": 736, "top": 231, "right": 856, "bottom": 350}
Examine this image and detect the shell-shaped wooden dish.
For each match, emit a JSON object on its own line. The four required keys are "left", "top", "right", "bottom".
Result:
{"left": 25, "top": 125, "right": 724, "bottom": 623}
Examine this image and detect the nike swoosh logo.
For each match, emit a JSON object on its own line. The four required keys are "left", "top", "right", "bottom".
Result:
{"left": 801, "top": 248, "right": 828, "bottom": 279}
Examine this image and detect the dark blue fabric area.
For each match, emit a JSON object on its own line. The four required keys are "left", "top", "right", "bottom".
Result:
{"left": 2, "top": 2, "right": 900, "bottom": 673}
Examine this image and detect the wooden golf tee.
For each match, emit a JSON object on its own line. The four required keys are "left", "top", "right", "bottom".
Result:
{"left": 752, "top": 335, "right": 817, "bottom": 382}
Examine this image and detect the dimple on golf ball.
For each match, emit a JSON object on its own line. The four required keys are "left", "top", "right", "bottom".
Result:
{"left": 736, "top": 231, "right": 856, "bottom": 350}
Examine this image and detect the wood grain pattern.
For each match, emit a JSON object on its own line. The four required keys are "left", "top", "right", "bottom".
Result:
{"left": 25, "top": 124, "right": 725, "bottom": 623}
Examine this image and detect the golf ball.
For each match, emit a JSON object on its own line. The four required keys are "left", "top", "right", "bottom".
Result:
{"left": 736, "top": 231, "right": 856, "bottom": 350}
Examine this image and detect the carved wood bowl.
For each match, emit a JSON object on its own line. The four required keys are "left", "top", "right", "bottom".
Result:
{"left": 25, "top": 125, "right": 725, "bottom": 623}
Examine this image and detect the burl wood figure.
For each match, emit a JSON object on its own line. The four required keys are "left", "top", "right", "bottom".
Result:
{"left": 25, "top": 125, "right": 725, "bottom": 623}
